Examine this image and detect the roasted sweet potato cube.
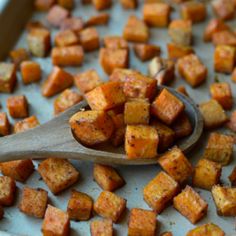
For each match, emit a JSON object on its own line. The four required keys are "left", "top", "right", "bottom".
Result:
{"left": 42, "top": 66, "right": 74, "bottom": 97}
{"left": 38, "top": 158, "right": 79, "bottom": 194}
{"left": 86, "top": 13, "right": 110, "bottom": 27}
{"left": 161, "top": 233, "right": 173, "bottom": 236}
{"left": 212, "top": 185, "right": 236, "bottom": 216}
{"left": 148, "top": 57, "right": 175, "bottom": 85}
{"left": 26, "top": 20, "right": 48, "bottom": 31}
{"left": 90, "top": 219, "right": 113, "bottom": 236}
{"left": 193, "top": 159, "right": 222, "bottom": 190}
{"left": 210, "top": 82, "right": 233, "bottom": 110}
{"left": 120, "top": 0, "right": 137, "bottom": 9}
{"left": 7, "top": 95, "right": 29, "bottom": 118}
{"left": 94, "top": 191, "right": 126, "bottom": 222}
{"left": 0, "top": 176, "right": 16, "bottom": 206}
{"left": 67, "top": 190, "right": 93, "bottom": 221}
{"left": 232, "top": 67, "right": 236, "bottom": 83}
{"left": 42, "top": 205, "right": 70, "bottom": 236}
{"left": 128, "top": 208, "right": 157, "bottom": 236}
{"left": 19, "top": 187, "right": 48, "bottom": 218}
{"left": 0, "top": 206, "right": 4, "bottom": 220}
{"left": 0, "top": 112, "right": 10, "bottom": 136}
{"left": 21, "top": 61, "right": 41, "bottom": 84}
{"left": 92, "top": 0, "right": 111, "bottom": 10}
{"left": 93, "top": 164, "right": 125, "bottom": 191}
{"left": 14, "top": 116, "right": 39, "bottom": 133}
{"left": 58, "top": 0, "right": 74, "bottom": 9}
{"left": 55, "top": 30, "right": 79, "bottom": 47}
{"left": 227, "top": 110, "right": 236, "bottom": 132}
{"left": 176, "top": 85, "right": 189, "bottom": 96}
{"left": 69, "top": 110, "right": 114, "bottom": 146}
{"left": 123, "top": 15, "right": 149, "bottom": 43}
{"left": 174, "top": 185, "right": 208, "bottom": 224}
{"left": 103, "top": 36, "right": 128, "bottom": 50}
{"left": 168, "top": 19, "right": 192, "bottom": 46}
{"left": 203, "top": 132, "right": 234, "bottom": 166}
{"left": 229, "top": 167, "right": 236, "bottom": 186}
{"left": 134, "top": 44, "right": 161, "bottom": 61}
{"left": 212, "top": 30, "right": 236, "bottom": 46}
{"left": 124, "top": 99, "right": 150, "bottom": 125}
{"left": 47, "top": 5, "right": 70, "bottom": 27}
{"left": 143, "top": 2, "right": 171, "bottom": 27}
{"left": 54, "top": 89, "right": 83, "bottom": 114}
{"left": 125, "top": 125, "right": 158, "bottom": 159}
{"left": 178, "top": 54, "right": 207, "bottom": 87}
{"left": 143, "top": 171, "right": 179, "bottom": 213}
{"left": 0, "top": 160, "right": 34, "bottom": 182}
{"left": 35, "top": 0, "right": 56, "bottom": 11}
{"left": 0, "top": 63, "right": 17, "bottom": 93}
{"left": 9, "top": 48, "right": 29, "bottom": 68}
{"left": 186, "top": 223, "right": 225, "bottom": 236}
{"left": 180, "top": 1, "right": 206, "bottom": 23}
{"left": 212, "top": 0, "right": 235, "bottom": 21}
{"left": 151, "top": 88, "right": 185, "bottom": 125}
{"left": 167, "top": 43, "right": 194, "bottom": 61}
{"left": 60, "top": 17, "right": 84, "bottom": 33}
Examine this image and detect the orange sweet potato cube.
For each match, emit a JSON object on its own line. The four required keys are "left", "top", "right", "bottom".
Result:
{"left": 227, "top": 110, "right": 236, "bottom": 132}
{"left": 27, "top": 28, "right": 51, "bottom": 57}
{"left": 143, "top": 171, "right": 179, "bottom": 213}
{"left": 229, "top": 166, "right": 236, "bottom": 186}
{"left": 69, "top": 110, "right": 114, "bottom": 146}
{"left": 94, "top": 191, "right": 126, "bottom": 222}
{"left": 212, "top": 30, "right": 236, "bottom": 46}
{"left": 151, "top": 88, "right": 185, "bottom": 125}
{"left": 90, "top": 219, "right": 113, "bottom": 236}
{"left": 161, "top": 233, "right": 173, "bottom": 236}
{"left": 58, "top": 0, "right": 74, "bottom": 9}
{"left": 35, "top": 0, "right": 56, "bottom": 11}
{"left": 173, "top": 185, "right": 208, "bottom": 224}
{"left": 42, "top": 66, "right": 74, "bottom": 97}
{"left": 125, "top": 125, "right": 158, "bottom": 159}
{"left": 120, "top": 0, "right": 137, "bottom": 9}
{"left": 0, "top": 176, "right": 16, "bottom": 206}
{"left": 167, "top": 43, "right": 194, "bottom": 61}
{"left": 128, "top": 208, "right": 157, "bottom": 236}
{"left": 180, "top": 1, "right": 206, "bottom": 23}
{"left": 212, "top": 0, "right": 235, "bottom": 21}
{"left": 0, "top": 160, "right": 34, "bottom": 182}
{"left": 21, "top": 61, "right": 41, "bottom": 84}
{"left": 210, "top": 82, "right": 233, "bottom": 110}
{"left": 143, "top": 3, "right": 171, "bottom": 27}
{"left": 14, "top": 116, "right": 39, "bottom": 133}
{"left": 9, "top": 48, "right": 29, "bottom": 68}
{"left": 26, "top": 20, "right": 48, "bottom": 31}
{"left": 134, "top": 44, "right": 161, "bottom": 61}
{"left": 55, "top": 30, "right": 79, "bottom": 47}
{"left": 60, "top": 17, "right": 84, "bottom": 33}
{"left": 103, "top": 36, "right": 128, "bottom": 50}
{"left": 0, "top": 112, "right": 10, "bottom": 136}
{"left": 67, "top": 190, "right": 93, "bottom": 221}
{"left": 92, "top": 0, "right": 112, "bottom": 10}
{"left": 232, "top": 67, "right": 236, "bottom": 83}
{"left": 0, "top": 63, "right": 17, "bottom": 93}
{"left": 19, "top": 187, "right": 48, "bottom": 218}
{"left": 86, "top": 13, "right": 110, "bottom": 27}
{"left": 186, "top": 223, "right": 225, "bottom": 236}
{"left": 93, "top": 164, "right": 125, "bottom": 191}
{"left": 178, "top": 54, "right": 207, "bottom": 87}
{"left": 99, "top": 48, "right": 129, "bottom": 75}
{"left": 123, "top": 15, "right": 149, "bottom": 43}
{"left": 54, "top": 89, "right": 83, "bottom": 114}
{"left": 176, "top": 85, "right": 189, "bottom": 96}
{"left": 42, "top": 205, "right": 70, "bottom": 236}
{"left": 47, "top": 5, "right": 70, "bottom": 27}
{"left": 38, "top": 158, "right": 79, "bottom": 194}
{"left": 7, "top": 95, "right": 29, "bottom": 118}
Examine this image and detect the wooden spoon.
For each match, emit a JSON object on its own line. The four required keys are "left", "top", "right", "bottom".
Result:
{"left": 0, "top": 86, "right": 203, "bottom": 165}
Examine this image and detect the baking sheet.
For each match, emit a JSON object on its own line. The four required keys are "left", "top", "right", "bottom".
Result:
{"left": 0, "top": 0, "right": 235, "bottom": 235}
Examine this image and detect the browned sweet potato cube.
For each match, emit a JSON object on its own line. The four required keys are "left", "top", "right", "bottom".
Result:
{"left": 148, "top": 57, "right": 175, "bottom": 85}
{"left": 199, "top": 99, "right": 228, "bottom": 129}
{"left": 176, "top": 85, "right": 189, "bottom": 96}
{"left": 124, "top": 98, "right": 150, "bottom": 125}
{"left": 143, "top": 2, "right": 171, "bottom": 27}
{"left": 42, "top": 66, "right": 74, "bottom": 97}
{"left": 69, "top": 110, "right": 114, "bottom": 146}
{"left": 7, "top": 95, "right": 29, "bottom": 118}
{"left": 193, "top": 159, "right": 222, "bottom": 190}
{"left": 103, "top": 36, "right": 128, "bottom": 50}
{"left": 9, "top": 48, "right": 29, "bottom": 68}
{"left": 120, "top": 0, "right": 137, "bottom": 9}
{"left": 123, "top": 15, "right": 149, "bottom": 43}
{"left": 212, "top": 185, "right": 236, "bottom": 216}
{"left": 54, "top": 89, "right": 83, "bottom": 114}
{"left": 47, "top": 5, "right": 70, "bottom": 27}
{"left": 168, "top": 19, "right": 192, "bottom": 46}
{"left": 227, "top": 110, "right": 236, "bottom": 131}
{"left": 212, "top": 30, "right": 236, "bottom": 46}
{"left": 60, "top": 17, "right": 83, "bottom": 33}
{"left": 94, "top": 191, "right": 126, "bottom": 222}
{"left": 0, "top": 160, "right": 34, "bottom": 182}
{"left": 0, "top": 206, "right": 4, "bottom": 220}
{"left": 125, "top": 125, "right": 158, "bottom": 159}
{"left": 161, "top": 233, "right": 173, "bottom": 236}
{"left": 0, "top": 112, "right": 10, "bottom": 136}
{"left": 35, "top": 0, "right": 55, "bottom": 11}
{"left": 212, "top": 0, "right": 235, "bottom": 21}
{"left": 0, "top": 176, "right": 16, "bottom": 206}
{"left": 38, "top": 158, "right": 79, "bottom": 194}
{"left": 167, "top": 43, "right": 194, "bottom": 61}
{"left": 143, "top": 171, "right": 179, "bottom": 213}
{"left": 134, "top": 44, "right": 161, "bottom": 61}
{"left": 92, "top": 0, "right": 111, "bottom": 10}
{"left": 55, "top": 30, "right": 79, "bottom": 47}
{"left": 229, "top": 166, "right": 236, "bottom": 186}
{"left": 67, "top": 190, "right": 93, "bottom": 221}
{"left": 90, "top": 219, "right": 113, "bottom": 236}
{"left": 19, "top": 187, "right": 48, "bottom": 218}
{"left": 186, "top": 223, "right": 225, "bottom": 236}
{"left": 203, "top": 132, "right": 234, "bottom": 166}
{"left": 178, "top": 54, "right": 207, "bottom": 87}
{"left": 26, "top": 20, "right": 48, "bottom": 31}
{"left": 128, "top": 208, "right": 157, "bottom": 236}
{"left": 151, "top": 88, "right": 185, "bottom": 125}
{"left": 86, "top": 13, "right": 110, "bottom": 27}
{"left": 180, "top": 1, "right": 206, "bottom": 23}
{"left": 232, "top": 67, "right": 236, "bottom": 82}
{"left": 42, "top": 205, "right": 70, "bottom": 236}
{"left": 174, "top": 185, "right": 208, "bottom": 224}
{"left": 21, "top": 61, "right": 41, "bottom": 84}
{"left": 210, "top": 82, "right": 233, "bottom": 110}
{"left": 0, "top": 63, "right": 17, "bottom": 93}
{"left": 14, "top": 116, "right": 39, "bottom": 133}
{"left": 110, "top": 113, "right": 125, "bottom": 147}
{"left": 58, "top": 0, "right": 74, "bottom": 9}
